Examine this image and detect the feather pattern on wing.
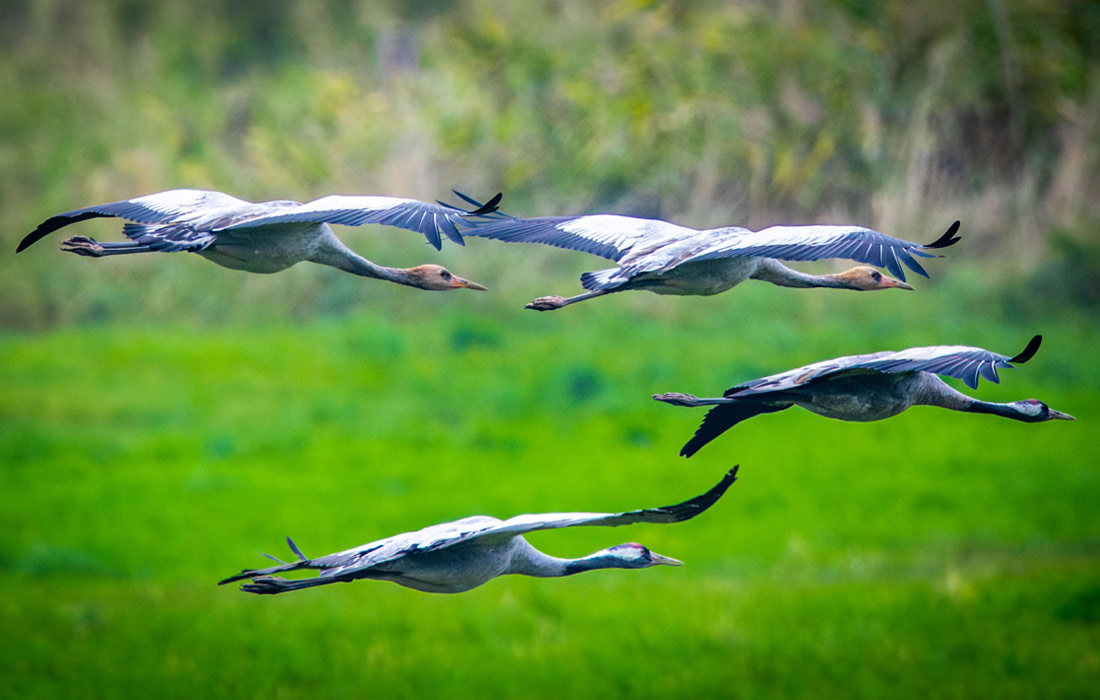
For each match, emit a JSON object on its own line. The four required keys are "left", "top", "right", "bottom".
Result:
{"left": 465, "top": 214, "right": 698, "bottom": 261}
{"left": 19, "top": 189, "right": 501, "bottom": 253}
{"left": 120, "top": 223, "right": 217, "bottom": 252}
{"left": 465, "top": 213, "right": 959, "bottom": 283}
{"left": 684, "top": 225, "right": 941, "bottom": 281}
{"left": 17, "top": 190, "right": 252, "bottom": 252}
{"left": 282, "top": 466, "right": 738, "bottom": 578}
{"left": 214, "top": 195, "right": 494, "bottom": 249}
{"left": 731, "top": 337, "right": 1041, "bottom": 394}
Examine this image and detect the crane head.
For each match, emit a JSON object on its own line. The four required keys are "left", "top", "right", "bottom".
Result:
{"left": 835, "top": 266, "right": 915, "bottom": 291}
{"left": 602, "top": 543, "right": 683, "bottom": 568}
{"left": 1012, "top": 399, "right": 1075, "bottom": 422}
{"left": 405, "top": 264, "right": 487, "bottom": 291}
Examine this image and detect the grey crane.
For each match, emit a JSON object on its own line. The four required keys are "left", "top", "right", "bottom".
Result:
{"left": 17, "top": 188, "right": 504, "bottom": 291}
{"left": 654, "top": 336, "right": 1073, "bottom": 457}
{"left": 465, "top": 211, "right": 960, "bottom": 309}
{"left": 219, "top": 467, "right": 738, "bottom": 594}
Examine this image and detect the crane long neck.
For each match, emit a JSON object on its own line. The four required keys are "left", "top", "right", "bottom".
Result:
{"left": 507, "top": 539, "right": 619, "bottom": 578}
{"left": 339, "top": 252, "right": 411, "bottom": 285}
{"left": 913, "top": 375, "right": 1030, "bottom": 420}
{"left": 749, "top": 259, "right": 852, "bottom": 289}
{"left": 310, "top": 230, "right": 416, "bottom": 286}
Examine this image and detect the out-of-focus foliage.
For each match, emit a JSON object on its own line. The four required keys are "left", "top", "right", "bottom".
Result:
{"left": 2, "top": 0, "right": 1099, "bottom": 329}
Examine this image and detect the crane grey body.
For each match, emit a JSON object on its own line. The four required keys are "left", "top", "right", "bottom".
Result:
{"left": 219, "top": 467, "right": 738, "bottom": 595}
{"left": 18, "top": 189, "right": 503, "bottom": 291}
{"left": 654, "top": 336, "right": 1074, "bottom": 457}
{"left": 464, "top": 213, "right": 960, "bottom": 309}
{"left": 604, "top": 256, "right": 758, "bottom": 296}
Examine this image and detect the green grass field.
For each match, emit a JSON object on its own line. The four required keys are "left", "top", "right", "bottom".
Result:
{"left": 2, "top": 275, "right": 1096, "bottom": 699}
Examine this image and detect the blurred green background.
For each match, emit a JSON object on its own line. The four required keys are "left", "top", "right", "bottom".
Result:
{"left": 1, "top": 1, "right": 1097, "bottom": 697}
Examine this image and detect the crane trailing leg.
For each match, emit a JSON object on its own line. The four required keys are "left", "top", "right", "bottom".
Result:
{"left": 652, "top": 392, "right": 729, "bottom": 407}
{"left": 238, "top": 575, "right": 340, "bottom": 595}
{"left": 218, "top": 537, "right": 314, "bottom": 586}
{"left": 526, "top": 289, "right": 609, "bottom": 311}
{"left": 61, "top": 236, "right": 158, "bottom": 257}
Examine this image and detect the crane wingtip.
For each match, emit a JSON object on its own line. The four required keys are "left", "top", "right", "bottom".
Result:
{"left": 450, "top": 191, "right": 503, "bottom": 217}
{"left": 16, "top": 228, "right": 46, "bottom": 253}
{"left": 1008, "top": 334, "right": 1043, "bottom": 364}
{"left": 923, "top": 220, "right": 962, "bottom": 249}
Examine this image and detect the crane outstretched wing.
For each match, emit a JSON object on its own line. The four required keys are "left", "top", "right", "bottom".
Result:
{"left": 680, "top": 405, "right": 792, "bottom": 458}
{"left": 476, "top": 466, "right": 738, "bottom": 538}
{"left": 215, "top": 192, "right": 503, "bottom": 250}
{"left": 683, "top": 221, "right": 961, "bottom": 282}
{"left": 298, "top": 515, "right": 510, "bottom": 577}
{"left": 17, "top": 189, "right": 252, "bottom": 253}
{"left": 464, "top": 214, "right": 699, "bottom": 261}
{"left": 733, "top": 335, "right": 1042, "bottom": 394}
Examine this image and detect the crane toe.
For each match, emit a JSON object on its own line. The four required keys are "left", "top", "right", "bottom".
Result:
{"left": 60, "top": 236, "right": 106, "bottom": 257}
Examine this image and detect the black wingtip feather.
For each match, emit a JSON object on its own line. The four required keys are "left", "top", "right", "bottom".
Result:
{"left": 17, "top": 212, "right": 105, "bottom": 253}
{"left": 681, "top": 404, "right": 737, "bottom": 458}
{"left": 924, "top": 220, "right": 961, "bottom": 249}
{"left": 657, "top": 466, "right": 739, "bottom": 520}
{"left": 15, "top": 231, "right": 39, "bottom": 253}
{"left": 471, "top": 192, "right": 503, "bottom": 216}
{"left": 448, "top": 190, "right": 482, "bottom": 208}
{"left": 1009, "top": 335, "right": 1042, "bottom": 364}
{"left": 448, "top": 191, "right": 503, "bottom": 217}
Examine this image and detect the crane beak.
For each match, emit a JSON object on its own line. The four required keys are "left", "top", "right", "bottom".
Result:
{"left": 1049, "top": 408, "right": 1076, "bottom": 421}
{"left": 649, "top": 552, "right": 684, "bottom": 567}
{"left": 451, "top": 276, "right": 487, "bottom": 291}
{"left": 881, "top": 276, "right": 914, "bottom": 291}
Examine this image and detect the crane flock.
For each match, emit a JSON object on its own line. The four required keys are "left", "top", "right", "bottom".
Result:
{"left": 17, "top": 187, "right": 1074, "bottom": 596}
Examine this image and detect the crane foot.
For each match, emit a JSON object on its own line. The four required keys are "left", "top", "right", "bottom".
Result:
{"left": 652, "top": 392, "right": 703, "bottom": 406}
{"left": 525, "top": 296, "right": 567, "bottom": 311}
{"left": 60, "top": 236, "right": 107, "bottom": 257}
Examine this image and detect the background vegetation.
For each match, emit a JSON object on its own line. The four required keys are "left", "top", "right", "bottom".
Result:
{"left": 1, "top": 0, "right": 1097, "bottom": 697}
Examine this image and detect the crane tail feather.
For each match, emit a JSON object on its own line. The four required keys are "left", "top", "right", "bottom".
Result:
{"left": 286, "top": 537, "right": 309, "bottom": 561}
{"left": 218, "top": 537, "right": 315, "bottom": 586}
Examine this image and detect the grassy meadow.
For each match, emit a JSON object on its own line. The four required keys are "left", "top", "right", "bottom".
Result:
{"left": 2, "top": 1, "right": 1099, "bottom": 697}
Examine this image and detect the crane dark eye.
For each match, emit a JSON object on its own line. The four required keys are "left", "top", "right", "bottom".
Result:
{"left": 440, "top": 270, "right": 451, "bottom": 280}
{"left": 872, "top": 271, "right": 882, "bottom": 281}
